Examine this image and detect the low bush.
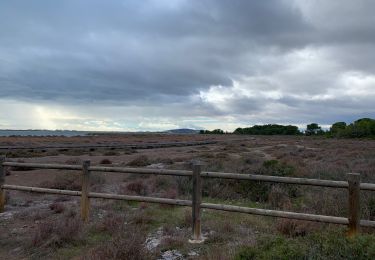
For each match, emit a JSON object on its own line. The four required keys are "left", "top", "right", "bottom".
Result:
{"left": 84, "top": 225, "right": 151, "bottom": 260}
{"left": 276, "top": 219, "right": 315, "bottom": 237}
{"left": 125, "top": 180, "right": 149, "bottom": 196}
{"left": 65, "top": 158, "right": 82, "bottom": 165}
{"left": 153, "top": 176, "right": 176, "bottom": 191}
{"left": 31, "top": 214, "right": 83, "bottom": 248}
{"left": 40, "top": 171, "right": 105, "bottom": 191}
{"left": 49, "top": 202, "right": 65, "bottom": 214}
{"left": 91, "top": 172, "right": 106, "bottom": 188}
{"left": 99, "top": 158, "right": 112, "bottom": 165}
{"left": 40, "top": 172, "right": 81, "bottom": 191}
{"left": 126, "top": 155, "right": 151, "bottom": 167}
{"left": 95, "top": 213, "right": 126, "bottom": 234}
{"left": 103, "top": 151, "right": 120, "bottom": 156}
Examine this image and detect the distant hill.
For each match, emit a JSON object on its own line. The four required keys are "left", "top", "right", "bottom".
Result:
{"left": 165, "top": 128, "right": 201, "bottom": 134}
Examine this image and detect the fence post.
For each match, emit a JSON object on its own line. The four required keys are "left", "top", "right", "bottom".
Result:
{"left": 347, "top": 173, "right": 360, "bottom": 237}
{"left": 190, "top": 161, "right": 204, "bottom": 243}
{"left": 0, "top": 156, "right": 6, "bottom": 212}
{"left": 80, "top": 160, "right": 91, "bottom": 222}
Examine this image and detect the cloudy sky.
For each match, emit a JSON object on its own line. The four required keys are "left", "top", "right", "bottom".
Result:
{"left": 1, "top": 0, "right": 375, "bottom": 131}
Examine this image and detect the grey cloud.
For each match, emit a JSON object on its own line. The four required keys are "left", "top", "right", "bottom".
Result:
{"left": 0, "top": 0, "right": 310, "bottom": 103}
{"left": 1, "top": 0, "right": 375, "bottom": 130}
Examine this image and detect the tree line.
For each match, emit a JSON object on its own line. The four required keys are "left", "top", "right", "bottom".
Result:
{"left": 199, "top": 118, "right": 375, "bottom": 138}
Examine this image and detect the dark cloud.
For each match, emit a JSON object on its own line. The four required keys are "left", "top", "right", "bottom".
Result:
{"left": 0, "top": 0, "right": 309, "bottom": 102}
{"left": 0, "top": 0, "right": 374, "bottom": 130}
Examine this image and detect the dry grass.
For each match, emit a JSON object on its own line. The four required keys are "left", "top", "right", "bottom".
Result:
{"left": 30, "top": 213, "right": 83, "bottom": 248}
{"left": 84, "top": 212, "right": 152, "bottom": 260}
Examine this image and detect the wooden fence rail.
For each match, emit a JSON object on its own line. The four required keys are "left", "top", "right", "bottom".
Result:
{"left": 3, "top": 161, "right": 375, "bottom": 190}
{"left": 1, "top": 157, "right": 375, "bottom": 242}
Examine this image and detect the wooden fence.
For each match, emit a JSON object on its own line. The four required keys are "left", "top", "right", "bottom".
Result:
{"left": 1, "top": 156, "right": 375, "bottom": 242}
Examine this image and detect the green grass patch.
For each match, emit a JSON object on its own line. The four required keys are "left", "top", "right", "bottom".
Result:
{"left": 235, "top": 229, "right": 375, "bottom": 260}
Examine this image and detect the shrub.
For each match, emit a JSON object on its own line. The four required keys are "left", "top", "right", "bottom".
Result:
{"left": 31, "top": 214, "right": 83, "bottom": 248}
{"left": 84, "top": 225, "right": 151, "bottom": 260}
{"left": 96, "top": 213, "right": 126, "bottom": 234}
{"left": 103, "top": 151, "right": 120, "bottom": 156}
{"left": 153, "top": 176, "right": 175, "bottom": 191}
{"left": 125, "top": 180, "right": 149, "bottom": 196}
{"left": 268, "top": 186, "right": 292, "bottom": 209}
{"left": 40, "top": 172, "right": 81, "bottom": 191}
{"left": 161, "top": 188, "right": 178, "bottom": 199}
{"left": 276, "top": 219, "right": 314, "bottom": 237}
{"left": 176, "top": 176, "right": 192, "bottom": 196}
{"left": 65, "top": 158, "right": 82, "bottom": 165}
{"left": 91, "top": 172, "right": 106, "bottom": 186}
{"left": 129, "top": 211, "right": 154, "bottom": 225}
{"left": 126, "top": 155, "right": 151, "bottom": 167}
{"left": 10, "top": 160, "right": 33, "bottom": 171}
{"left": 49, "top": 202, "right": 65, "bottom": 214}
{"left": 40, "top": 171, "right": 105, "bottom": 191}
{"left": 99, "top": 158, "right": 112, "bottom": 165}
{"left": 158, "top": 158, "right": 174, "bottom": 164}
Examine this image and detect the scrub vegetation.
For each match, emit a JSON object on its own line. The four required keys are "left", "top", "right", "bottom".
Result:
{"left": 1, "top": 134, "right": 375, "bottom": 259}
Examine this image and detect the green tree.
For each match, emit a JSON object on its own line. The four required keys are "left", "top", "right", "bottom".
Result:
{"left": 199, "top": 129, "right": 224, "bottom": 134}
{"left": 306, "top": 123, "right": 323, "bottom": 135}
{"left": 233, "top": 124, "right": 300, "bottom": 135}
{"left": 330, "top": 122, "right": 347, "bottom": 135}
{"left": 349, "top": 118, "right": 375, "bottom": 137}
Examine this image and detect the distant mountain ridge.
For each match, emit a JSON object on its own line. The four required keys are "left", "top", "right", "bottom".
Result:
{"left": 164, "top": 128, "right": 201, "bottom": 134}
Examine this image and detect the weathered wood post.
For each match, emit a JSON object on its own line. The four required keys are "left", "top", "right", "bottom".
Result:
{"left": 190, "top": 161, "right": 204, "bottom": 243}
{"left": 80, "top": 160, "right": 91, "bottom": 222}
{"left": 347, "top": 173, "right": 360, "bottom": 237}
{"left": 0, "top": 156, "right": 6, "bottom": 212}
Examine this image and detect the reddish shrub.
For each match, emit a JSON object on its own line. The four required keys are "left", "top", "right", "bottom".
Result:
{"left": 126, "top": 180, "right": 149, "bottom": 196}
{"left": 49, "top": 202, "right": 65, "bottom": 214}
{"left": 162, "top": 188, "right": 178, "bottom": 199}
{"left": 96, "top": 213, "right": 125, "bottom": 234}
{"left": 65, "top": 158, "right": 82, "bottom": 165}
{"left": 83, "top": 226, "right": 151, "bottom": 260}
{"left": 100, "top": 158, "right": 112, "bottom": 165}
{"left": 276, "top": 219, "right": 315, "bottom": 237}
{"left": 31, "top": 215, "right": 83, "bottom": 248}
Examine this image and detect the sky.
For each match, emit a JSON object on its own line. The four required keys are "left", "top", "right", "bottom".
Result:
{"left": 1, "top": 0, "right": 375, "bottom": 131}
